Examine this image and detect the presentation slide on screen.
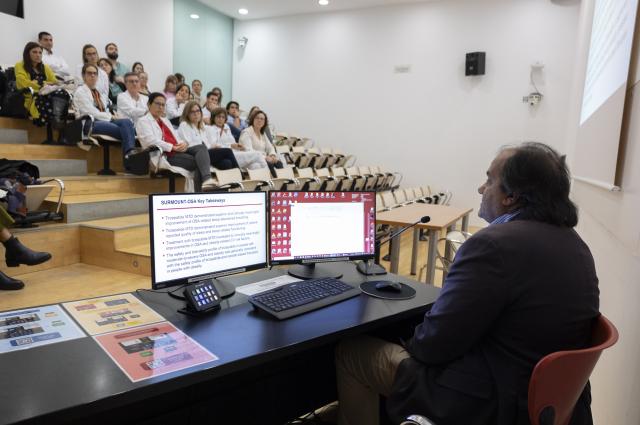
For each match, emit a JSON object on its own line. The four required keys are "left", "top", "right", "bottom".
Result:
{"left": 151, "top": 193, "right": 266, "bottom": 284}
{"left": 63, "top": 294, "right": 165, "bottom": 336}
{"left": 0, "top": 305, "right": 85, "bottom": 353}
{"left": 580, "top": 0, "right": 638, "bottom": 124}
{"left": 290, "top": 202, "right": 364, "bottom": 258}
{"left": 94, "top": 322, "right": 218, "bottom": 382}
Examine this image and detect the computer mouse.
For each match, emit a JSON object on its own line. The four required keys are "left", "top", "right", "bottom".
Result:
{"left": 375, "top": 281, "right": 403, "bottom": 292}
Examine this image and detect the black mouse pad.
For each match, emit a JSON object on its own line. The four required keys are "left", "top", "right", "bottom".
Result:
{"left": 359, "top": 281, "right": 417, "bottom": 300}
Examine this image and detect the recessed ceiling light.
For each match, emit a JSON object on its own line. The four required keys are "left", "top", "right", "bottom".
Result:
{"left": 238, "top": 8, "right": 249, "bottom": 15}
{"left": 189, "top": 14, "right": 200, "bottom": 19}
{"left": 318, "top": 0, "right": 329, "bottom": 5}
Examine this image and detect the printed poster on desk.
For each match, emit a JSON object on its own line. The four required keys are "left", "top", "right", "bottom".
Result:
{"left": 0, "top": 305, "right": 85, "bottom": 354}
{"left": 63, "top": 293, "right": 165, "bottom": 335}
{"left": 94, "top": 322, "right": 218, "bottom": 382}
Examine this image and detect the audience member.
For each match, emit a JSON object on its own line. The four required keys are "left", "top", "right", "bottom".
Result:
{"left": 240, "top": 110, "right": 282, "bottom": 176}
{"left": 163, "top": 75, "right": 178, "bottom": 100}
{"left": 117, "top": 72, "right": 148, "bottom": 125}
{"left": 132, "top": 62, "right": 144, "bottom": 74}
{"left": 211, "top": 86, "right": 223, "bottom": 105}
{"left": 38, "top": 31, "right": 70, "bottom": 80}
{"left": 79, "top": 44, "right": 109, "bottom": 100}
{"left": 0, "top": 205, "right": 51, "bottom": 290}
{"left": 174, "top": 72, "right": 186, "bottom": 85}
{"left": 332, "top": 142, "right": 600, "bottom": 425}
{"left": 139, "top": 71, "right": 150, "bottom": 96}
{"left": 135, "top": 93, "right": 216, "bottom": 191}
{"left": 202, "top": 91, "right": 221, "bottom": 125}
{"left": 105, "top": 42, "right": 128, "bottom": 79}
{"left": 166, "top": 83, "right": 191, "bottom": 125}
{"left": 226, "top": 101, "right": 247, "bottom": 141}
{"left": 208, "top": 107, "right": 267, "bottom": 170}
{"left": 15, "top": 42, "right": 68, "bottom": 127}
{"left": 74, "top": 64, "right": 136, "bottom": 164}
{"left": 177, "top": 101, "right": 239, "bottom": 170}
{"left": 248, "top": 105, "right": 274, "bottom": 141}
{"left": 98, "top": 58, "right": 125, "bottom": 105}
{"left": 191, "top": 79, "right": 203, "bottom": 105}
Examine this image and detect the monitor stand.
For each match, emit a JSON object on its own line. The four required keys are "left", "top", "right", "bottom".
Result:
{"left": 212, "top": 278, "right": 236, "bottom": 298}
{"left": 356, "top": 259, "right": 388, "bottom": 276}
{"left": 288, "top": 263, "right": 343, "bottom": 280}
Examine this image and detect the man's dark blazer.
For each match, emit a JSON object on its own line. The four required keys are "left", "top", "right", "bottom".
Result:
{"left": 387, "top": 218, "right": 600, "bottom": 425}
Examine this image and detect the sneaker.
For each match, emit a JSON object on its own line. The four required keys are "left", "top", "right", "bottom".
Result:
{"left": 202, "top": 178, "right": 218, "bottom": 190}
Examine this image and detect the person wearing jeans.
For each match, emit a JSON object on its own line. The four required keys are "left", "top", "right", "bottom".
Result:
{"left": 73, "top": 64, "right": 136, "bottom": 163}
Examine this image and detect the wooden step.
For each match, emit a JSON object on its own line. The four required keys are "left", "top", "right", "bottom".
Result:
{"left": 44, "top": 175, "right": 179, "bottom": 198}
{"left": 1, "top": 143, "right": 124, "bottom": 173}
{"left": 42, "top": 192, "right": 148, "bottom": 223}
{"left": 79, "top": 216, "right": 151, "bottom": 276}
{"left": 0, "top": 117, "right": 47, "bottom": 145}
{"left": 0, "top": 263, "right": 151, "bottom": 312}
{"left": 0, "top": 224, "right": 80, "bottom": 277}
{"left": 31, "top": 159, "right": 87, "bottom": 177}
{"left": 0, "top": 128, "right": 28, "bottom": 144}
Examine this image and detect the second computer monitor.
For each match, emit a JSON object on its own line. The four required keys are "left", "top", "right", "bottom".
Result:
{"left": 269, "top": 191, "right": 376, "bottom": 279}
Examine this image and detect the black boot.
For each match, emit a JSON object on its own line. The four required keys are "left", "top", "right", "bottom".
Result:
{"left": 3, "top": 236, "right": 52, "bottom": 267}
{"left": 0, "top": 271, "right": 24, "bottom": 290}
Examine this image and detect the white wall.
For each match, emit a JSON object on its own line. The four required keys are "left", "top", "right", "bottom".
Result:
{"left": 565, "top": 1, "right": 640, "bottom": 424}
{"left": 0, "top": 0, "right": 173, "bottom": 92}
{"left": 232, "top": 0, "right": 580, "bottom": 226}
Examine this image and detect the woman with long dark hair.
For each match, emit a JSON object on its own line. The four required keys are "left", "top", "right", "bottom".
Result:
{"left": 98, "top": 58, "right": 125, "bottom": 105}
{"left": 15, "top": 41, "right": 69, "bottom": 127}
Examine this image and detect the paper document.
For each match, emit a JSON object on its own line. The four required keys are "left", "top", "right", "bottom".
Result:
{"left": 235, "top": 274, "right": 302, "bottom": 296}
{"left": 0, "top": 305, "right": 85, "bottom": 353}
{"left": 94, "top": 322, "right": 218, "bottom": 382}
{"left": 63, "top": 294, "right": 165, "bottom": 335}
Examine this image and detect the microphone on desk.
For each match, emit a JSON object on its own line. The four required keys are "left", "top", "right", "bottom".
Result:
{"left": 356, "top": 215, "right": 431, "bottom": 276}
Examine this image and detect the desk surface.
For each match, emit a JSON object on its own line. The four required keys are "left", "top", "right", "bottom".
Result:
{"left": 377, "top": 203, "right": 473, "bottom": 229}
{"left": 0, "top": 263, "right": 439, "bottom": 425}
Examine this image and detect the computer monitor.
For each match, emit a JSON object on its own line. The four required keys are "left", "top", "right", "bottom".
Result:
{"left": 268, "top": 191, "right": 376, "bottom": 279}
{"left": 149, "top": 192, "right": 268, "bottom": 296}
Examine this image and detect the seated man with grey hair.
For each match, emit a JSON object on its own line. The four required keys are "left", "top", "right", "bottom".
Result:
{"left": 330, "top": 142, "right": 600, "bottom": 425}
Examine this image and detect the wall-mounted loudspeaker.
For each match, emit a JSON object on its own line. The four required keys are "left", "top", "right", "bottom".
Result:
{"left": 465, "top": 52, "right": 486, "bottom": 76}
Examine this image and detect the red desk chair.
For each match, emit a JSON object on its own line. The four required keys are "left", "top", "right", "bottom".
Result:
{"left": 401, "top": 314, "right": 619, "bottom": 425}
{"left": 528, "top": 313, "right": 618, "bottom": 425}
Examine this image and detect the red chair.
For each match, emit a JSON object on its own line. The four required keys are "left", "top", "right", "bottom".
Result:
{"left": 528, "top": 314, "right": 619, "bottom": 425}
{"left": 400, "top": 314, "right": 619, "bottom": 425}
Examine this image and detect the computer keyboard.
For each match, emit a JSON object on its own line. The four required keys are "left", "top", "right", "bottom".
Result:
{"left": 249, "top": 277, "right": 361, "bottom": 320}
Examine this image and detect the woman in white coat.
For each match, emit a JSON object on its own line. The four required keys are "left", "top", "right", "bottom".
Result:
{"left": 135, "top": 93, "right": 216, "bottom": 191}
{"left": 177, "top": 101, "right": 239, "bottom": 170}
{"left": 207, "top": 108, "right": 267, "bottom": 170}
{"left": 239, "top": 110, "right": 283, "bottom": 177}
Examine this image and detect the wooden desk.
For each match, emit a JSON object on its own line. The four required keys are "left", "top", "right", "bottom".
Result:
{"left": 377, "top": 203, "right": 473, "bottom": 284}
{"left": 0, "top": 264, "right": 439, "bottom": 425}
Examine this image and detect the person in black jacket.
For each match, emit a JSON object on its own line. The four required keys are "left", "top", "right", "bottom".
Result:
{"left": 333, "top": 142, "right": 600, "bottom": 425}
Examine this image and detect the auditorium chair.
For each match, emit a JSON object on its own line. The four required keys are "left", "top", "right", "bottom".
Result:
{"left": 358, "top": 166, "right": 378, "bottom": 191}
{"left": 400, "top": 314, "right": 619, "bottom": 425}
{"left": 210, "top": 168, "right": 246, "bottom": 192}
{"left": 305, "top": 147, "right": 322, "bottom": 168}
{"left": 275, "top": 167, "right": 303, "bottom": 191}
{"left": 345, "top": 167, "right": 366, "bottom": 191}
{"left": 147, "top": 146, "right": 196, "bottom": 192}
{"left": 275, "top": 145, "right": 295, "bottom": 166}
{"left": 247, "top": 167, "right": 293, "bottom": 191}
{"left": 296, "top": 167, "right": 321, "bottom": 191}
{"left": 320, "top": 148, "right": 338, "bottom": 168}
{"left": 329, "top": 167, "right": 352, "bottom": 191}
{"left": 314, "top": 168, "right": 340, "bottom": 191}
{"left": 88, "top": 133, "right": 121, "bottom": 175}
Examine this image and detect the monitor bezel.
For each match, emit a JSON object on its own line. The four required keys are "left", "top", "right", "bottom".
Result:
{"left": 267, "top": 190, "right": 376, "bottom": 267}
{"left": 149, "top": 191, "right": 269, "bottom": 290}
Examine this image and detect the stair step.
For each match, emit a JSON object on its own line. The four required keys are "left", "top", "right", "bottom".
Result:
{"left": 0, "top": 128, "right": 28, "bottom": 144}
{"left": 43, "top": 175, "right": 178, "bottom": 197}
{"left": 43, "top": 192, "right": 148, "bottom": 223}
{"left": 0, "top": 117, "right": 47, "bottom": 144}
{"left": 31, "top": 159, "right": 87, "bottom": 177}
